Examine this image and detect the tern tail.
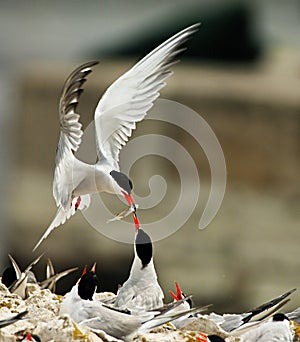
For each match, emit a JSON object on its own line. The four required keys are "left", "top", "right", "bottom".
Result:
{"left": 33, "top": 194, "right": 90, "bottom": 251}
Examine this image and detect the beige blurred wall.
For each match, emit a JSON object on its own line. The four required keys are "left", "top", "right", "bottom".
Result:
{"left": 8, "top": 48, "right": 300, "bottom": 311}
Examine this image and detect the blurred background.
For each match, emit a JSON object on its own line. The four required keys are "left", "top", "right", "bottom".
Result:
{"left": 0, "top": 0, "right": 299, "bottom": 313}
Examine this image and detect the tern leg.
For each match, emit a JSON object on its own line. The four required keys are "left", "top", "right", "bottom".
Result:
{"left": 75, "top": 196, "right": 81, "bottom": 211}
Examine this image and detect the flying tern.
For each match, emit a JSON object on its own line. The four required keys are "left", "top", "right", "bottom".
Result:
{"left": 33, "top": 23, "right": 200, "bottom": 251}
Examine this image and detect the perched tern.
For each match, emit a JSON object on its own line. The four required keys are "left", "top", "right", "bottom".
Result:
{"left": 60, "top": 265, "right": 208, "bottom": 341}
{"left": 33, "top": 23, "right": 200, "bottom": 251}
{"left": 166, "top": 282, "right": 298, "bottom": 340}
{"left": 114, "top": 227, "right": 164, "bottom": 313}
{"left": 224, "top": 288, "right": 296, "bottom": 333}
{"left": 169, "top": 283, "right": 296, "bottom": 333}
{"left": 169, "top": 281, "right": 193, "bottom": 309}
{"left": 239, "top": 313, "right": 293, "bottom": 341}
{"left": 168, "top": 281, "right": 195, "bottom": 328}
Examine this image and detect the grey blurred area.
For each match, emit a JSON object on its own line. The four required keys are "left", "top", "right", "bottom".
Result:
{"left": 0, "top": 0, "right": 300, "bottom": 314}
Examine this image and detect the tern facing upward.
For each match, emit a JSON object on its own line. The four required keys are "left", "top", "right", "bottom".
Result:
{"left": 33, "top": 23, "right": 200, "bottom": 251}
{"left": 114, "top": 227, "right": 164, "bottom": 313}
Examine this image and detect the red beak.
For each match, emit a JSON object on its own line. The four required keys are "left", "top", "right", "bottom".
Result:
{"left": 26, "top": 333, "right": 33, "bottom": 341}
{"left": 81, "top": 265, "right": 87, "bottom": 276}
{"left": 122, "top": 192, "right": 140, "bottom": 230}
{"left": 169, "top": 281, "right": 183, "bottom": 301}
{"left": 196, "top": 333, "right": 208, "bottom": 342}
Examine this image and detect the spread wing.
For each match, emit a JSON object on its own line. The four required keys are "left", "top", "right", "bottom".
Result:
{"left": 94, "top": 23, "right": 200, "bottom": 169}
{"left": 53, "top": 61, "right": 98, "bottom": 207}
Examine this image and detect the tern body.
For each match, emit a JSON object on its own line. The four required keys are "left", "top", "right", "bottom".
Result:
{"left": 33, "top": 23, "right": 200, "bottom": 251}
{"left": 60, "top": 265, "right": 205, "bottom": 341}
{"left": 114, "top": 228, "right": 164, "bottom": 313}
{"left": 240, "top": 314, "right": 293, "bottom": 342}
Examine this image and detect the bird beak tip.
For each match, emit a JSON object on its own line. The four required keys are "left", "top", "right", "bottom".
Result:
{"left": 91, "top": 263, "right": 97, "bottom": 273}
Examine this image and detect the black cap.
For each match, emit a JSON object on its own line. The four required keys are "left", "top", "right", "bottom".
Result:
{"left": 78, "top": 269, "right": 98, "bottom": 301}
{"left": 272, "top": 313, "right": 289, "bottom": 322}
{"left": 110, "top": 170, "right": 133, "bottom": 194}
{"left": 2, "top": 267, "right": 17, "bottom": 288}
{"left": 135, "top": 229, "right": 153, "bottom": 268}
{"left": 208, "top": 335, "right": 225, "bottom": 342}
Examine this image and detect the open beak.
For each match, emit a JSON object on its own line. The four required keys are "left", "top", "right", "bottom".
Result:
{"left": 108, "top": 192, "right": 140, "bottom": 230}
{"left": 196, "top": 333, "right": 208, "bottom": 342}
{"left": 169, "top": 281, "right": 183, "bottom": 301}
{"left": 107, "top": 205, "right": 139, "bottom": 222}
{"left": 77, "top": 265, "right": 87, "bottom": 284}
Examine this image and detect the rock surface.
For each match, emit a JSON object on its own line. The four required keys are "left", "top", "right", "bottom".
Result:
{"left": 0, "top": 280, "right": 240, "bottom": 342}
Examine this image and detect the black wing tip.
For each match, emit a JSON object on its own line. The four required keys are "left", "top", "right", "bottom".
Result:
{"left": 78, "top": 60, "right": 99, "bottom": 70}
{"left": 60, "top": 60, "right": 99, "bottom": 117}
{"left": 64, "top": 60, "right": 99, "bottom": 86}
{"left": 16, "top": 310, "right": 28, "bottom": 319}
{"left": 177, "top": 23, "right": 201, "bottom": 37}
{"left": 244, "top": 288, "right": 297, "bottom": 324}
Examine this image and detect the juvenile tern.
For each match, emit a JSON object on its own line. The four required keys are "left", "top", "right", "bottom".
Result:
{"left": 33, "top": 23, "right": 200, "bottom": 251}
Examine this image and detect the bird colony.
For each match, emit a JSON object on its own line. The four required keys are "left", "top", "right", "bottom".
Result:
{"left": 1, "top": 24, "right": 299, "bottom": 342}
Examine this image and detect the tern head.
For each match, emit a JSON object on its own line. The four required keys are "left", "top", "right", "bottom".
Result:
{"left": 135, "top": 228, "right": 152, "bottom": 269}
{"left": 169, "top": 282, "right": 193, "bottom": 308}
{"left": 272, "top": 313, "right": 290, "bottom": 322}
{"left": 1, "top": 267, "right": 17, "bottom": 288}
{"left": 110, "top": 170, "right": 133, "bottom": 195}
{"left": 207, "top": 335, "right": 225, "bottom": 342}
{"left": 23, "top": 333, "right": 41, "bottom": 342}
{"left": 78, "top": 263, "right": 98, "bottom": 300}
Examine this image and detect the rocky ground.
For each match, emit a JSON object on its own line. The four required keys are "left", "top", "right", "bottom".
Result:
{"left": 0, "top": 281, "right": 238, "bottom": 342}
{"left": 2, "top": 278, "right": 300, "bottom": 342}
